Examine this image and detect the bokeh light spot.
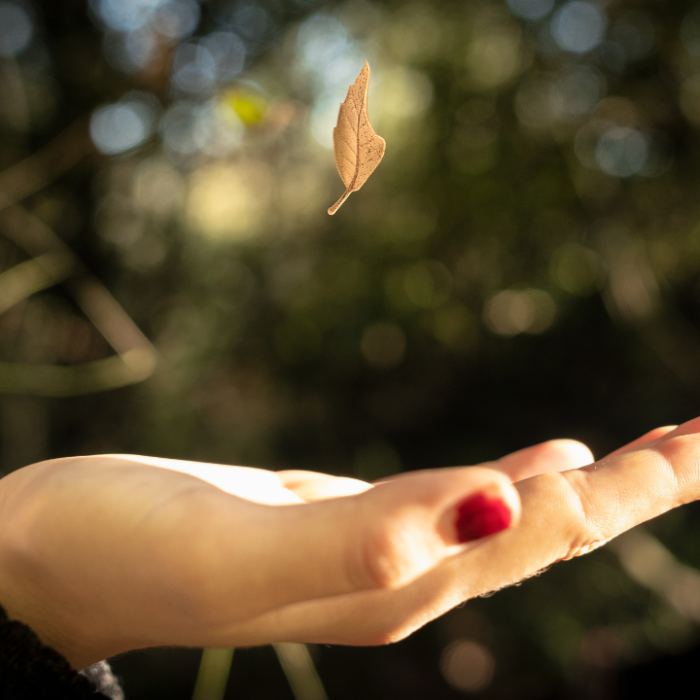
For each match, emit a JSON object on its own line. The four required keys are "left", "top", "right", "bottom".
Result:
{"left": 90, "top": 0, "right": 164, "bottom": 33}
{"left": 484, "top": 289, "right": 556, "bottom": 336}
{"left": 152, "top": 0, "right": 199, "bottom": 40}
{"left": 0, "top": 2, "right": 34, "bottom": 57}
{"left": 171, "top": 42, "right": 217, "bottom": 95}
{"left": 440, "top": 640, "right": 495, "bottom": 693}
{"left": 90, "top": 97, "right": 157, "bottom": 155}
{"left": 310, "top": 93, "right": 340, "bottom": 148}
{"left": 551, "top": 1, "right": 606, "bottom": 54}
{"left": 377, "top": 68, "right": 433, "bottom": 120}
{"left": 551, "top": 65, "right": 603, "bottom": 120}
{"left": 186, "top": 161, "right": 271, "bottom": 240}
{"left": 160, "top": 101, "right": 213, "bottom": 155}
{"left": 467, "top": 22, "right": 527, "bottom": 88}
{"left": 132, "top": 157, "right": 185, "bottom": 218}
{"left": 201, "top": 31, "right": 246, "bottom": 81}
{"left": 506, "top": 0, "right": 554, "bottom": 22}
{"left": 595, "top": 127, "right": 647, "bottom": 177}
{"left": 297, "top": 13, "right": 362, "bottom": 91}
{"left": 298, "top": 14, "right": 349, "bottom": 71}
{"left": 232, "top": 4, "right": 270, "bottom": 45}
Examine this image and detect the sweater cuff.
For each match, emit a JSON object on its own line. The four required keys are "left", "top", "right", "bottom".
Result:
{"left": 0, "top": 603, "right": 123, "bottom": 699}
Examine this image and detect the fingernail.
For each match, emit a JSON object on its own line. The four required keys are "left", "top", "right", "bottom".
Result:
{"left": 455, "top": 493, "right": 512, "bottom": 543}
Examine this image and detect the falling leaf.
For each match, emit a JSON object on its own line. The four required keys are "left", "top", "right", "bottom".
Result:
{"left": 328, "top": 61, "right": 386, "bottom": 215}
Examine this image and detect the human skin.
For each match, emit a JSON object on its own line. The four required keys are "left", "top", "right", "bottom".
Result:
{"left": 0, "top": 419, "right": 695, "bottom": 670}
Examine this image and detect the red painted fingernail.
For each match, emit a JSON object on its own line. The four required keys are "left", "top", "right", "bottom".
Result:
{"left": 455, "top": 493, "right": 512, "bottom": 543}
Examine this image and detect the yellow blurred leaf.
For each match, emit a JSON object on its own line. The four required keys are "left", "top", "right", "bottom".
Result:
{"left": 328, "top": 61, "right": 386, "bottom": 215}
{"left": 222, "top": 90, "right": 267, "bottom": 125}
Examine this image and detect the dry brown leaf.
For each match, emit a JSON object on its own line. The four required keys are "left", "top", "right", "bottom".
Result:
{"left": 328, "top": 61, "right": 386, "bottom": 215}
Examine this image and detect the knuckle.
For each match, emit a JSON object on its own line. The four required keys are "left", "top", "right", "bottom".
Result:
{"left": 557, "top": 525, "right": 614, "bottom": 560}
{"left": 540, "top": 471, "right": 605, "bottom": 559}
{"left": 354, "top": 523, "right": 421, "bottom": 590}
{"left": 655, "top": 437, "right": 695, "bottom": 492}
{"left": 562, "top": 535, "right": 615, "bottom": 560}
{"left": 559, "top": 471, "right": 624, "bottom": 560}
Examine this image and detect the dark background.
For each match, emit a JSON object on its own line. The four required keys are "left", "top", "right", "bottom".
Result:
{"left": 2, "top": 0, "right": 700, "bottom": 697}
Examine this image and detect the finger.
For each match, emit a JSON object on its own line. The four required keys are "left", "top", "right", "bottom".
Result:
{"left": 466, "top": 417, "right": 700, "bottom": 592}
{"left": 490, "top": 440, "right": 594, "bottom": 482}
{"left": 375, "top": 440, "right": 594, "bottom": 487}
{"left": 663, "top": 418, "right": 700, "bottom": 438}
{"left": 277, "top": 470, "right": 373, "bottom": 501}
{"left": 190, "top": 467, "right": 520, "bottom": 626}
{"left": 604, "top": 425, "right": 677, "bottom": 458}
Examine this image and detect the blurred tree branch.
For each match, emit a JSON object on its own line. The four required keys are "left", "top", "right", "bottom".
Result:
{"left": 0, "top": 117, "right": 93, "bottom": 210}
{"left": 0, "top": 194, "right": 157, "bottom": 396}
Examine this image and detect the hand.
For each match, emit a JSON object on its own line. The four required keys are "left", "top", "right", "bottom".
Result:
{"left": 0, "top": 449, "right": 520, "bottom": 667}
{"left": 0, "top": 418, "right": 697, "bottom": 670}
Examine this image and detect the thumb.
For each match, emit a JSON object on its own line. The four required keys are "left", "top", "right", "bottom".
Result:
{"left": 209, "top": 467, "right": 520, "bottom": 620}
{"left": 343, "top": 467, "right": 521, "bottom": 589}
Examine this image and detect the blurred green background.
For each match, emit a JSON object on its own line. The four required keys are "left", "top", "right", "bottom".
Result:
{"left": 3, "top": 0, "right": 700, "bottom": 697}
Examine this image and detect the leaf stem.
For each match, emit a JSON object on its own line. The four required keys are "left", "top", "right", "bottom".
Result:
{"left": 327, "top": 188, "right": 352, "bottom": 215}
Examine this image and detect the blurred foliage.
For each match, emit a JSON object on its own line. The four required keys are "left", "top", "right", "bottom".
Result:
{"left": 3, "top": 0, "right": 700, "bottom": 697}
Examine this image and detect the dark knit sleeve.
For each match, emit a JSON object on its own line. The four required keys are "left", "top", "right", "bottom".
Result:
{"left": 0, "top": 603, "right": 124, "bottom": 699}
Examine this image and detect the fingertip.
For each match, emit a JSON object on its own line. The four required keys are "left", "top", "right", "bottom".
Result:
{"left": 605, "top": 425, "right": 680, "bottom": 458}
{"left": 657, "top": 422, "right": 691, "bottom": 438}
{"left": 643, "top": 426, "right": 679, "bottom": 442}
{"left": 546, "top": 439, "right": 595, "bottom": 468}
{"left": 638, "top": 425, "right": 678, "bottom": 440}
{"left": 495, "top": 439, "right": 594, "bottom": 481}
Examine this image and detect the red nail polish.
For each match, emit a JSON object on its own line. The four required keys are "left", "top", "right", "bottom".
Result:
{"left": 455, "top": 493, "right": 512, "bottom": 543}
